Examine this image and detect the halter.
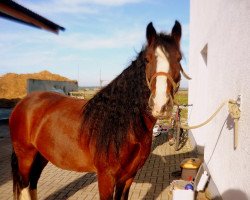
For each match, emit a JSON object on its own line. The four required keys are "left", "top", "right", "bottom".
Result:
{"left": 146, "top": 71, "right": 180, "bottom": 93}
{"left": 146, "top": 65, "right": 182, "bottom": 108}
{"left": 145, "top": 63, "right": 191, "bottom": 108}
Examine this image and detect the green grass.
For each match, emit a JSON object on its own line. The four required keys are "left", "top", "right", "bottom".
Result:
{"left": 174, "top": 90, "right": 188, "bottom": 105}
{"left": 158, "top": 90, "right": 189, "bottom": 126}
{"left": 174, "top": 90, "right": 188, "bottom": 121}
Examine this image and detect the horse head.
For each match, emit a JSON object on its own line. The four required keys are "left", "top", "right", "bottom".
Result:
{"left": 145, "top": 21, "right": 191, "bottom": 118}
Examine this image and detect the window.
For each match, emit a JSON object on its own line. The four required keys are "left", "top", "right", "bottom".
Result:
{"left": 201, "top": 44, "right": 208, "bottom": 65}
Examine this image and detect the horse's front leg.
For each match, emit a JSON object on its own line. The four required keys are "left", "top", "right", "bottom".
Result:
{"left": 114, "top": 176, "right": 135, "bottom": 200}
{"left": 97, "top": 172, "right": 115, "bottom": 200}
{"left": 114, "top": 181, "right": 125, "bottom": 200}
{"left": 122, "top": 177, "right": 135, "bottom": 200}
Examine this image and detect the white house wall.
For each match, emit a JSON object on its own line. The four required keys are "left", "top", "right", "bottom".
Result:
{"left": 189, "top": 0, "right": 250, "bottom": 199}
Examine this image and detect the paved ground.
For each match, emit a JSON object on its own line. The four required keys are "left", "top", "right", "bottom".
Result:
{"left": 0, "top": 121, "right": 201, "bottom": 200}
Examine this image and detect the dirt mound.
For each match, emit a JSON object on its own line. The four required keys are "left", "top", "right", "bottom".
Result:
{"left": 0, "top": 71, "right": 72, "bottom": 107}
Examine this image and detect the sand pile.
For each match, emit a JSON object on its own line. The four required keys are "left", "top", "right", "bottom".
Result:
{"left": 0, "top": 70, "right": 72, "bottom": 107}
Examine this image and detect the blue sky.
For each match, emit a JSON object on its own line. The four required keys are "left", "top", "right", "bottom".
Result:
{"left": 0, "top": 0, "right": 190, "bottom": 87}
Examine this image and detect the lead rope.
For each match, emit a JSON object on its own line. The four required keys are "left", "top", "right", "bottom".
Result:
{"left": 179, "top": 99, "right": 241, "bottom": 149}
{"left": 180, "top": 101, "right": 228, "bottom": 130}
{"left": 156, "top": 99, "right": 241, "bottom": 166}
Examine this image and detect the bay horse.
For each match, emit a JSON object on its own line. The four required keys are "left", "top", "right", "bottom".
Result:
{"left": 9, "top": 21, "right": 190, "bottom": 200}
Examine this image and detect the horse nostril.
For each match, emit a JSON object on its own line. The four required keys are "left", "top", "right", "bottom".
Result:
{"left": 161, "top": 104, "right": 167, "bottom": 113}
{"left": 152, "top": 110, "right": 160, "bottom": 117}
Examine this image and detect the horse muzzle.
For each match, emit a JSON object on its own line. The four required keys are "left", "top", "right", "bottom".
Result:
{"left": 149, "top": 94, "right": 174, "bottom": 119}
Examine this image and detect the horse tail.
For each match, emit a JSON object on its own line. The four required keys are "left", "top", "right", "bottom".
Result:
{"left": 11, "top": 150, "right": 21, "bottom": 200}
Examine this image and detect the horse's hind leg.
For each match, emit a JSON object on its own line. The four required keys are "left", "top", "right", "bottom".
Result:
{"left": 12, "top": 148, "right": 37, "bottom": 200}
{"left": 11, "top": 151, "right": 21, "bottom": 199}
{"left": 29, "top": 152, "right": 48, "bottom": 199}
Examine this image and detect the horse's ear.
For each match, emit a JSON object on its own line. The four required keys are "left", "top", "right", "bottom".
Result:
{"left": 171, "top": 20, "right": 182, "bottom": 46}
{"left": 146, "top": 22, "right": 157, "bottom": 46}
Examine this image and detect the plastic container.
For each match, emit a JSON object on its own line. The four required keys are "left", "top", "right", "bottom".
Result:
{"left": 172, "top": 189, "right": 194, "bottom": 200}
{"left": 196, "top": 171, "right": 209, "bottom": 191}
{"left": 180, "top": 158, "right": 202, "bottom": 181}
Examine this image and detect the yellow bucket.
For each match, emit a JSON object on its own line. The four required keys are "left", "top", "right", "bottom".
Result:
{"left": 180, "top": 158, "right": 202, "bottom": 181}
{"left": 180, "top": 158, "right": 202, "bottom": 169}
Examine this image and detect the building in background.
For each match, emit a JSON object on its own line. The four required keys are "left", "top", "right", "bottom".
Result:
{"left": 189, "top": 0, "right": 250, "bottom": 199}
{"left": 27, "top": 79, "right": 78, "bottom": 95}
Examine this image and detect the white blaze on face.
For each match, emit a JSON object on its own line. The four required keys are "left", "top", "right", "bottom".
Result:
{"left": 152, "top": 47, "right": 170, "bottom": 116}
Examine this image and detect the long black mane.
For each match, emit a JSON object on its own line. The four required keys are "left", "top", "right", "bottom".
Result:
{"left": 82, "top": 49, "right": 151, "bottom": 155}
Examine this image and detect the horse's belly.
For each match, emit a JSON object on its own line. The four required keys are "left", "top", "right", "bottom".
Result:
{"left": 39, "top": 145, "right": 96, "bottom": 172}
{"left": 34, "top": 133, "right": 96, "bottom": 173}
{"left": 48, "top": 151, "right": 96, "bottom": 172}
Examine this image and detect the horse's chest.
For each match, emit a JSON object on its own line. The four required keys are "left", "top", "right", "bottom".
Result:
{"left": 122, "top": 136, "right": 152, "bottom": 169}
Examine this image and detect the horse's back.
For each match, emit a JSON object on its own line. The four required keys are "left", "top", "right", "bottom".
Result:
{"left": 10, "top": 92, "right": 96, "bottom": 172}
{"left": 10, "top": 91, "right": 86, "bottom": 137}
